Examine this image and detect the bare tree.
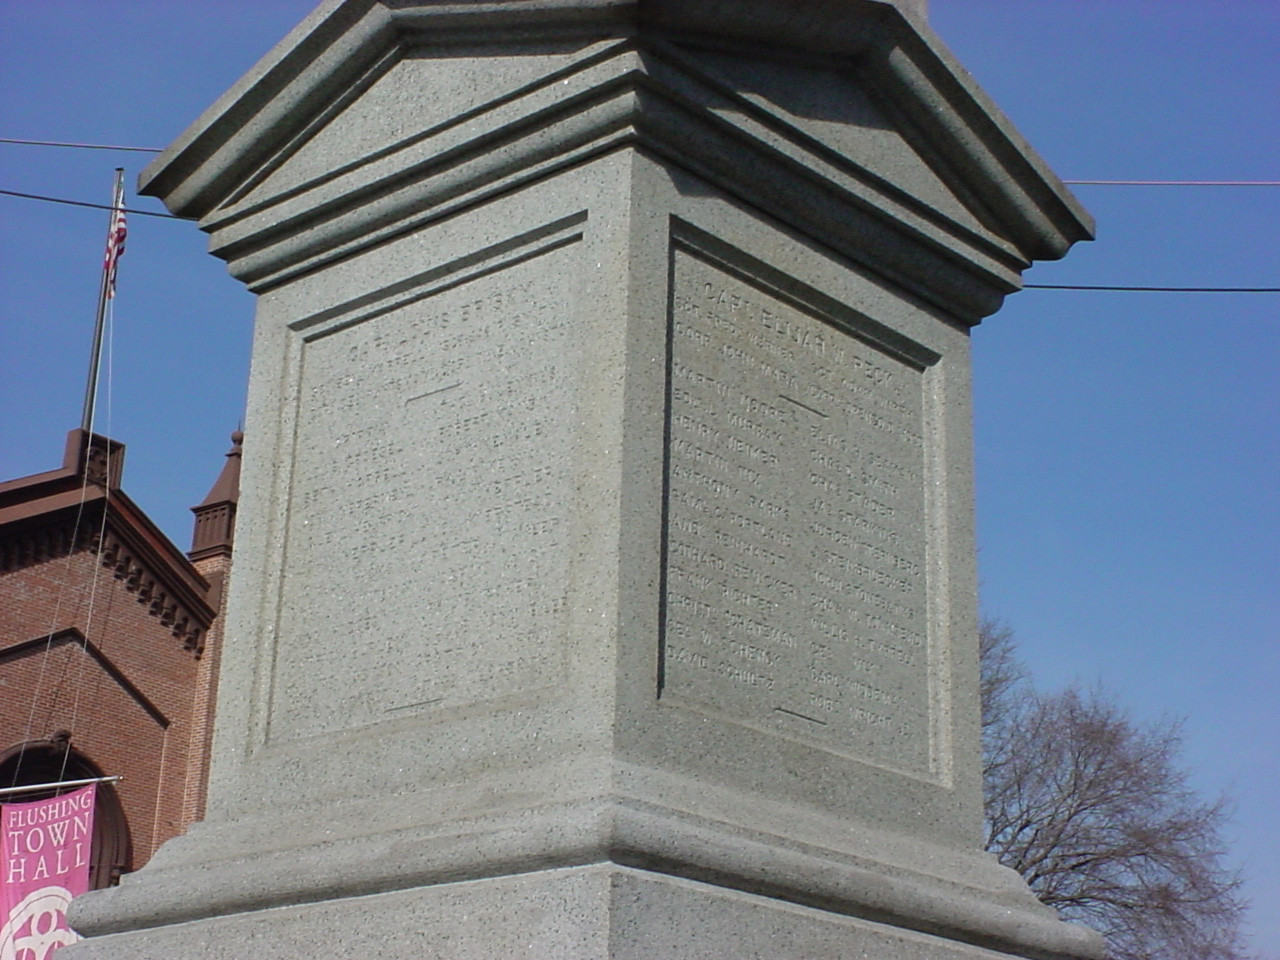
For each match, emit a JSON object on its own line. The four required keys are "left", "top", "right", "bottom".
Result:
{"left": 979, "top": 620, "right": 1248, "bottom": 960}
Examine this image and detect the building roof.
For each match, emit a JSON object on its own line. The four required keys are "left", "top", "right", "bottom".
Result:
{"left": 0, "top": 429, "right": 217, "bottom": 653}
{"left": 189, "top": 430, "right": 242, "bottom": 561}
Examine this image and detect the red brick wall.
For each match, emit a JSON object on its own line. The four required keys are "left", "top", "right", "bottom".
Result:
{"left": 1, "top": 547, "right": 203, "bottom": 868}
{"left": 182, "top": 554, "right": 229, "bottom": 826}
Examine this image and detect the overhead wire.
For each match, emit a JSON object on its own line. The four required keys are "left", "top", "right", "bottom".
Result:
{"left": 1064, "top": 179, "right": 1280, "bottom": 187}
{"left": 0, "top": 188, "right": 183, "bottom": 219}
{"left": 0, "top": 137, "right": 162, "bottom": 153}
{"left": 4, "top": 134, "right": 1277, "bottom": 186}
{"left": 4, "top": 185, "right": 1274, "bottom": 292}
{"left": 1025, "top": 284, "right": 1279, "bottom": 293}
{"left": 2, "top": 146, "right": 1277, "bottom": 290}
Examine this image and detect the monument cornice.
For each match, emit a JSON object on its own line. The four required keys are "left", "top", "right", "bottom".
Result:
{"left": 140, "top": 0, "right": 1091, "bottom": 321}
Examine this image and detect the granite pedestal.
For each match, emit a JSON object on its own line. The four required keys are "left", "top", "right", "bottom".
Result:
{"left": 67, "top": 2, "right": 1098, "bottom": 957}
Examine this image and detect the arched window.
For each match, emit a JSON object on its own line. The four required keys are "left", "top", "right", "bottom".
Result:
{"left": 0, "top": 741, "right": 132, "bottom": 889}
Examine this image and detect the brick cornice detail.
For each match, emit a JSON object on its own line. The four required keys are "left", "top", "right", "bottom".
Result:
{"left": 95, "top": 529, "right": 208, "bottom": 655}
{"left": 0, "top": 516, "right": 92, "bottom": 571}
{"left": 1, "top": 511, "right": 215, "bottom": 657}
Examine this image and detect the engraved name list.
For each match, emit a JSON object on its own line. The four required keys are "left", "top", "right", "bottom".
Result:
{"left": 271, "top": 250, "right": 578, "bottom": 741}
{"left": 662, "top": 249, "right": 933, "bottom": 775}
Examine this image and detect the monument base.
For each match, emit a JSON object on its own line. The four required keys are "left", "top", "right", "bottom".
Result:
{"left": 66, "top": 769, "right": 1100, "bottom": 960}
{"left": 67, "top": 863, "right": 1073, "bottom": 960}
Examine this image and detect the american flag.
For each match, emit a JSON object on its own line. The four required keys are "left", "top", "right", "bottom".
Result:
{"left": 103, "top": 184, "right": 127, "bottom": 299}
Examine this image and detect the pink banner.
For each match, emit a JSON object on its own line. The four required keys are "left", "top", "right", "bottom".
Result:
{"left": 1, "top": 784, "right": 96, "bottom": 960}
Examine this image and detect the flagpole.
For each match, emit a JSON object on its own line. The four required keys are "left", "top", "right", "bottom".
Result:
{"left": 81, "top": 167, "right": 126, "bottom": 433}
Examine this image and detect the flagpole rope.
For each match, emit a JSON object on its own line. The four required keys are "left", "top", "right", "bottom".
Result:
{"left": 62, "top": 303, "right": 117, "bottom": 785}
{"left": 60, "top": 172, "right": 125, "bottom": 783}
{"left": 9, "top": 175, "right": 126, "bottom": 792}
{"left": 10, "top": 481, "right": 97, "bottom": 790}
{"left": 11, "top": 313, "right": 115, "bottom": 786}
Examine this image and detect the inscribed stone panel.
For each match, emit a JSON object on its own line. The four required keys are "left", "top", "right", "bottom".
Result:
{"left": 661, "top": 247, "right": 933, "bottom": 776}
{"left": 268, "top": 245, "right": 578, "bottom": 741}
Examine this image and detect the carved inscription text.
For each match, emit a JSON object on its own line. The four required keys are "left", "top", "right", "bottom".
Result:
{"left": 662, "top": 250, "right": 932, "bottom": 774}
{"left": 272, "top": 250, "right": 576, "bottom": 741}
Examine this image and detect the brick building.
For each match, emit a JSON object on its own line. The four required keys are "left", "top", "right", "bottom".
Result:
{"left": 0, "top": 428, "right": 237, "bottom": 886}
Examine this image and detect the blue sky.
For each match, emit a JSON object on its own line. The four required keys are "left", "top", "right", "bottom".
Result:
{"left": 2, "top": 1, "right": 1276, "bottom": 953}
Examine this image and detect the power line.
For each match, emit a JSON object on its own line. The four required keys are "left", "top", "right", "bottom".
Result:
{"left": 4, "top": 190, "right": 1277, "bottom": 291}
{"left": 4, "top": 138, "right": 1277, "bottom": 187}
{"left": 0, "top": 189, "right": 183, "bottom": 220}
{"left": 0, "top": 137, "right": 162, "bottom": 153}
{"left": 1025, "top": 284, "right": 1280, "bottom": 293}
{"left": 1064, "top": 179, "right": 1280, "bottom": 187}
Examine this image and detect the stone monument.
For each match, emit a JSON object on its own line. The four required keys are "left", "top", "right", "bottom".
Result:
{"left": 68, "top": 1, "right": 1100, "bottom": 957}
